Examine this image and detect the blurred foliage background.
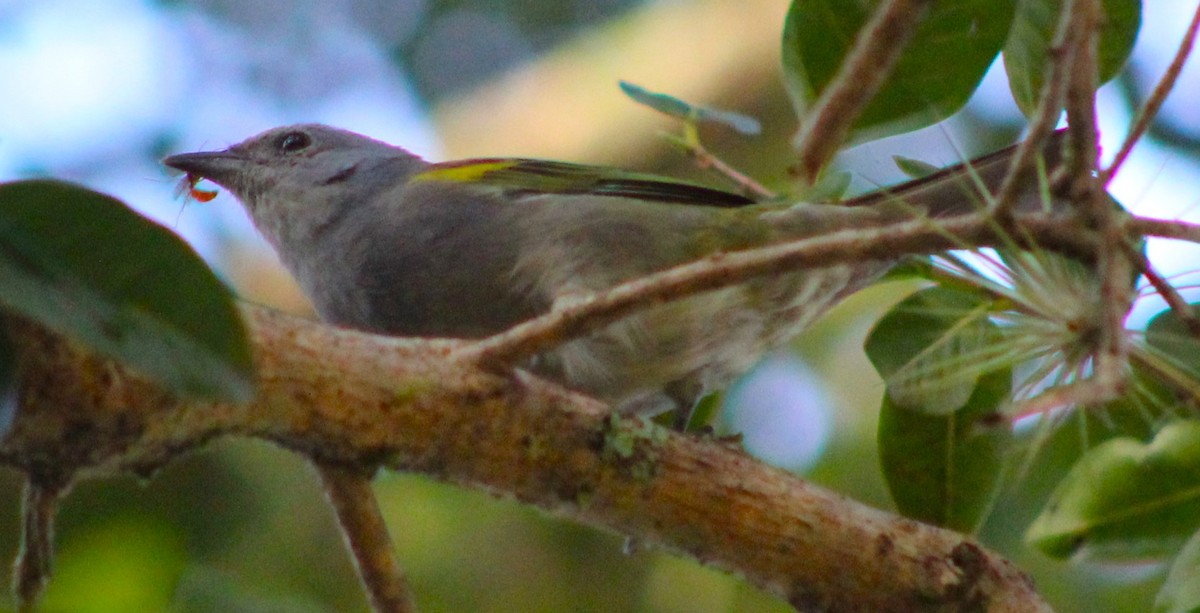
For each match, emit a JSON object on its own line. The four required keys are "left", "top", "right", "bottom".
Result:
{"left": 1, "top": 0, "right": 1200, "bottom": 611}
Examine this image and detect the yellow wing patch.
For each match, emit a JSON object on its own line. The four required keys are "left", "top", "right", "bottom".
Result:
{"left": 411, "top": 160, "right": 513, "bottom": 184}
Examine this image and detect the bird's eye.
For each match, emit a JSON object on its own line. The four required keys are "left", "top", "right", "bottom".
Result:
{"left": 278, "top": 131, "right": 312, "bottom": 154}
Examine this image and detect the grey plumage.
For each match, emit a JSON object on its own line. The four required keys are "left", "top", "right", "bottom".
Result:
{"left": 164, "top": 124, "right": 1056, "bottom": 417}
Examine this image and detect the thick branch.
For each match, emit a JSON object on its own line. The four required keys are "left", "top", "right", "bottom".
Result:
{"left": 12, "top": 210, "right": 1200, "bottom": 610}
{"left": 1, "top": 307, "right": 1049, "bottom": 612}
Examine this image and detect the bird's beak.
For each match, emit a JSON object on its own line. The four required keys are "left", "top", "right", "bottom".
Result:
{"left": 162, "top": 149, "right": 247, "bottom": 188}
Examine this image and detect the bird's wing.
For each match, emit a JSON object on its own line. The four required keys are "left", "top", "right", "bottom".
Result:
{"left": 412, "top": 158, "right": 756, "bottom": 208}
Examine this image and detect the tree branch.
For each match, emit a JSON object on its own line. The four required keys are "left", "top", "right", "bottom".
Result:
{"left": 791, "top": 0, "right": 935, "bottom": 181}
{"left": 9, "top": 209, "right": 1200, "bottom": 611}
{"left": 1064, "top": 0, "right": 1131, "bottom": 400}
{"left": 316, "top": 463, "right": 417, "bottom": 613}
{"left": 681, "top": 133, "right": 777, "bottom": 200}
{"left": 1, "top": 305, "right": 1053, "bottom": 612}
{"left": 1128, "top": 216, "right": 1200, "bottom": 243}
{"left": 13, "top": 478, "right": 64, "bottom": 613}
{"left": 992, "top": 0, "right": 1077, "bottom": 220}
{"left": 461, "top": 210, "right": 1096, "bottom": 371}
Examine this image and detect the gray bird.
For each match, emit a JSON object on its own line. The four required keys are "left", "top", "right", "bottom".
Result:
{"left": 164, "top": 125, "right": 1056, "bottom": 423}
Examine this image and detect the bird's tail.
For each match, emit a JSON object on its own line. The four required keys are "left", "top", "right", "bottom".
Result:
{"left": 843, "top": 130, "right": 1069, "bottom": 218}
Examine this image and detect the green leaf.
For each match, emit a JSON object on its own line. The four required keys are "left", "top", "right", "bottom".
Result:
{"left": 795, "top": 170, "right": 852, "bottom": 202}
{"left": 1007, "top": 368, "right": 1172, "bottom": 522}
{"left": 618, "top": 81, "right": 761, "bottom": 135}
{"left": 0, "top": 180, "right": 254, "bottom": 402}
{"left": 686, "top": 390, "right": 723, "bottom": 430}
{"left": 878, "top": 367, "right": 1013, "bottom": 532}
{"left": 878, "top": 256, "right": 939, "bottom": 282}
{"left": 1146, "top": 305, "right": 1200, "bottom": 384}
{"left": 620, "top": 80, "right": 693, "bottom": 120}
{"left": 867, "top": 285, "right": 1014, "bottom": 531}
{"left": 782, "top": 0, "right": 1016, "bottom": 144}
{"left": 1026, "top": 420, "right": 1200, "bottom": 560}
{"left": 652, "top": 390, "right": 723, "bottom": 431}
{"left": 1155, "top": 529, "right": 1200, "bottom": 613}
{"left": 892, "top": 155, "right": 941, "bottom": 180}
{"left": 1003, "top": 0, "right": 1141, "bottom": 116}
{"left": 864, "top": 285, "right": 1002, "bottom": 415}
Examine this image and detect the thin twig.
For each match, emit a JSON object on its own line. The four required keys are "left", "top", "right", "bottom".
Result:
{"left": 1062, "top": 0, "right": 1103, "bottom": 218}
{"left": 993, "top": 0, "right": 1078, "bottom": 220}
{"left": 1065, "top": 0, "right": 1132, "bottom": 394}
{"left": 1063, "top": 6, "right": 1102, "bottom": 186}
{"left": 1101, "top": 4, "right": 1200, "bottom": 184}
{"left": 1011, "top": 377, "right": 1123, "bottom": 420}
{"left": 457, "top": 211, "right": 1095, "bottom": 370}
{"left": 1128, "top": 216, "right": 1200, "bottom": 243}
{"left": 317, "top": 463, "right": 416, "bottom": 613}
{"left": 1123, "top": 240, "right": 1200, "bottom": 337}
{"left": 686, "top": 138, "right": 776, "bottom": 199}
{"left": 791, "top": 0, "right": 935, "bottom": 182}
{"left": 14, "top": 478, "right": 66, "bottom": 613}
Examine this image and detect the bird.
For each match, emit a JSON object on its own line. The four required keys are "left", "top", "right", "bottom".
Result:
{"left": 164, "top": 124, "right": 1059, "bottom": 425}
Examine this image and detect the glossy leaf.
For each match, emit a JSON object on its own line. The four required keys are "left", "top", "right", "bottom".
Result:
{"left": 618, "top": 81, "right": 762, "bottom": 135}
{"left": 1026, "top": 420, "right": 1200, "bottom": 560}
{"left": 1006, "top": 367, "right": 1172, "bottom": 529}
{"left": 878, "top": 367, "right": 1012, "bottom": 532}
{"left": 868, "top": 284, "right": 1013, "bottom": 531}
{"left": 864, "top": 285, "right": 1002, "bottom": 415}
{"left": 1155, "top": 529, "right": 1200, "bottom": 613}
{"left": 782, "top": 0, "right": 1016, "bottom": 144}
{"left": 1003, "top": 0, "right": 1141, "bottom": 116}
{"left": 0, "top": 180, "right": 254, "bottom": 402}
{"left": 1146, "top": 305, "right": 1200, "bottom": 384}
